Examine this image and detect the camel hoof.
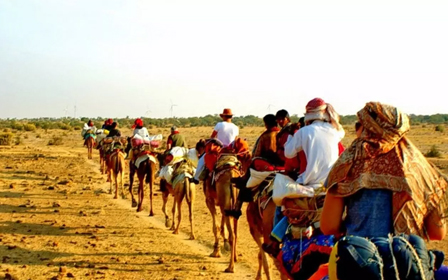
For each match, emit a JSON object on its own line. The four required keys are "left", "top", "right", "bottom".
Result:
{"left": 209, "top": 251, "right": 222, "bottom": 258}
{"left": 169, "top": 225, "right": 175, "bottom": 231}
{"left": 223, "top": 241, "right": 231, "bottom": 252}
{"left": 131, "top": 200, "right": 137, "bottom": 208}
{"left": 189, "top": 234, "right": 196, "bottom": 240}
{"left": 224, "top": 267, "right": 234, "bottom": 273}
{"left": 173, "top": 230, "right": 179, "bottom": 235}
{"left": 165, "top": 219, "right": 172, "bottom": 228}
{"left": 113, "top": 195, "right": 118, "bottom": 199}
{"left": 149, "top": 212, "right": 154, "bottom": 217}
{"left": 136, "top": 207, "right": 143, "bottom": 212}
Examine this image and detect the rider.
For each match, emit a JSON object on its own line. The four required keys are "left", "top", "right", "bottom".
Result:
{"left": 263, "top": 97, "right": 345, "bottom": 256}
{"left": 226, "top": 114, "right": 280, "bottom": 218}
{"left": 321, "top": 102, "right": 448, "bottom": 279}
{"left": 106, "top": 122, "right": 121, "bottom": 137}
{"left": 190, "top": 108, "right": 239, "bottom": 185}
{"left": 82, "top": 120, "right": 97, "bottom": 146}
{"left": 102, "top": 118, "right": 114, "bottom": 131}
{"left": 132, "top": 118, "right": 150, "bottom": 139}
{"left": 166, "top": 125, "right": 187, "bottom": 150}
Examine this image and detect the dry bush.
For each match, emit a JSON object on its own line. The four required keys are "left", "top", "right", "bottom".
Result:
{"left": 23, "top": 123, "right": 37, "bottom": 132}
{"left": 425, "top": 145, "right": 442, "bottom": 158}
{"left": 0, "top": 132, "right": 13, "bottom": 145}
{"left": 435, "top": 125, "right": 445, "bottom": 133}
{"left": 48, "top": 136, "right": 63, "bottom": 146}
{"left": 15, "top": 135, "right": 23, "bottom": 145}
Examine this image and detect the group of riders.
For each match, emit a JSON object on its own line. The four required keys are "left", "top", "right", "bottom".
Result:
{"left": 81, "top": 98, "right": 448, "bottom": 280}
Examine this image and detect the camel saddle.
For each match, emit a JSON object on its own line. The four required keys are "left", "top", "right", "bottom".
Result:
{"left": 282, "top": 195, "right": 325, "bottom": 227}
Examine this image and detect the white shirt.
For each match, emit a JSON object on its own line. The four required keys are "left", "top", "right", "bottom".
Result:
{"left": 214, "top": 121, "right": 239, "bottom": 146}
{"left": 284, "top": 121, "right": 345, "bottom": 186}
{"left": 133, "top": 127, "right": 150, "bottom": 139}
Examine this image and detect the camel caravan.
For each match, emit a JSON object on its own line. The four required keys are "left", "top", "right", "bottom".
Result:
{"left": 81, "top": 101, "right": 448, "bottom": 280}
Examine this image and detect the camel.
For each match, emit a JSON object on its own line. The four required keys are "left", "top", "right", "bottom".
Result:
{"left": 85, "top": 136, "right": 96, "bottom": 159}
{"left": 128, "top": 153, "right": 158, "bottom": 215}
{"left": 107, "top": 149, "right": 126, "bottom": 199}
{"left": 204, "top": 140, "right": 252, "bottom": 273}
{"left": 169, "top": 161, "right": 196, "bottom": 239}
{"left": 246, "top": 198, "right": 289, "bottom": 280}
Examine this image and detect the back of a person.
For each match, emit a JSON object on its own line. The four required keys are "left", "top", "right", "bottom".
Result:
{"left": 133, "top": 127, "right": 149, "bottom": 139}
{"left": 170, "top": 133, "right": 187, "bottom": 148}
{"left": 215, "top": 121, "right": 238, "bottom": 146}
{"left": 345, "top": 188, "right": 393, "bottom": 238}
{"left": 298, "top": 121, "right": 342, "bottom": 185}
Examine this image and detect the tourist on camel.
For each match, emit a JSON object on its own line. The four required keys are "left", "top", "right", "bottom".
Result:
{"left": 166, "top": 125, "right": 187, "bottom": 150}
{"left": 126, "top": 118, "right": 150, "bottom": 160}
{"left": 321, "top": 101, "right": 448, "bottom": 279}
{"left": 263, "top": 97, "right": 345, "bottom": 257}
{"left": 190, "top": 108, "right": 239, "bottom": 185}
{"left": 106, "top": 122, "right": 121, "bottom": 138}
{"left": 82, "top": 119, "right": 97, "bottom": 146}
{"left": 102, "top": 118, "right": 114, "bottom": 131}
{"left": 226, "top": 114, "right": 280, "bottom": 218}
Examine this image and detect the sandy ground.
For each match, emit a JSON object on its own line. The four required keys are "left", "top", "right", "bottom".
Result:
{"left": 0, "top": 132, "right": 282, "bottom": 280}
{"left": 1, "top": 127, "right": 448, "bottom": 280}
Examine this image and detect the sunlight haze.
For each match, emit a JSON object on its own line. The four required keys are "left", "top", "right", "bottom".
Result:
{"left": 1, "top": 0, "right": 447, "bottom": 119}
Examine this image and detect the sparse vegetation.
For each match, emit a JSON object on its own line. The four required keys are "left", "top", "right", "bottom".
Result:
{"left": 0, "top": 132, "right": 13, "bottom": 145}
{"left": 435, "top": 125, "right": 445, "bottom": 133}
{"left": 425, "top": 145, "right": 442, "bottom": 158}
{"left": 23, "top": 123, "right": 37, "bottom": 132}
{"left": 14, "top": 135, "right": 23, "bottom": 145}
{"left": 48, "top": 136, "right": 63, "bottom": 146}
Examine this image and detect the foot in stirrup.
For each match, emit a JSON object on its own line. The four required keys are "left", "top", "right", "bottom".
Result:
{"left": 224, "top": 209, "right": 242, "bottom": 219}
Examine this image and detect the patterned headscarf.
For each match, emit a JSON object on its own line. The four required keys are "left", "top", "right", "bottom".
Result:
{"left": 327, "top": 102, "right": 447, "bottom": 238}
{"left": 304, "top": 98, "right": 343, "bottom": 131}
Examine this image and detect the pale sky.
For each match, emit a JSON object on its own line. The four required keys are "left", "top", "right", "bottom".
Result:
{"left": 1, "top": 0, "right": 447, "bottom": 119}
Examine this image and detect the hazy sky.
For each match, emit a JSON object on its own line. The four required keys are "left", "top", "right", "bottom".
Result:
{"left": 1, "top": 0, "right": 447, "bottom": 119}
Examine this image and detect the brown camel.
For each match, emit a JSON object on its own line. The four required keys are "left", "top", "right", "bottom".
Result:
{"left": 85, "top": 136, "right": 96, "bottom": 159}
{"left": 246, "top": 198, "right": 289, "bottom": 280}
{"left": 128, "top": 155, "right": 157, "bottom": 215}
{"left": 98, "top": 143, "right": 106, "bottom": 174}
{"left": 107, "top": 150, "right": 126, "bottom": 199}
{"left": 170, "top": 161, "right": 196, "bottom": 240}
{"left": 204, "top": 148, "right": 252, "bottom": 273}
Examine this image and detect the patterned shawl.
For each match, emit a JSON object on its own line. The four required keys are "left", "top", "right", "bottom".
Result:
{"left": 327, "top": 102, "right": 447, "bottom": 238}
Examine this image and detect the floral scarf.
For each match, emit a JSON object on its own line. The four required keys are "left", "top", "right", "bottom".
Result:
{"left": 327, "top": 102, "right": 447, "bottom": 238}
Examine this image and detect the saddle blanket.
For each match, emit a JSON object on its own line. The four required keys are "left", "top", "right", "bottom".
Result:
{"left": 134, "top": 154, "right": 157, "bottom": 169}
{"left": 171, "top": 172, "right": 193, "bottom": 189}
{"left": 272, "top": 173, "right": 323, "bottom": 206}
{"left": 247, "top": 168, "right": 274, "bottom": 189}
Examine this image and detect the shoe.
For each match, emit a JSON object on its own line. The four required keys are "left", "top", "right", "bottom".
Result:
{"left": 224, "top": 209, "right": 242, "bottom": 219}
{"left": 262, "top": 242, "right": 280, "bottom": 258}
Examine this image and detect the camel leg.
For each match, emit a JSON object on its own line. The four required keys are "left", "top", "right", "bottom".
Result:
{"left": 114, "top": 169, "right": 118, "bottom": 199}
{"left": 148, "top": 163, "right": 155, "bottom": 216}
{"left": 173, "top": 192, "right": 183, "bottom": 235}
{"left": 206, "top": 196, "right": 221, "bottom": 258}
{"left": 170, "top": 194, "right": 177, "bottom": 231}
{"left": 120, "top": 165, "right": 126, "bottom": 199}
{"left": 162, "top": 189, "right": 172, "bottom": 228}
{"left": 188, "top": 180, "right": 195, "bottom": 240}
{"left": 136, "top": 177, "right": 144, "bottom": 212}
{"left": 223, "top": 214, "right": 235, "bottom": 273}
{"left": 129, "top": 164, "right": 137, "bottom": 207}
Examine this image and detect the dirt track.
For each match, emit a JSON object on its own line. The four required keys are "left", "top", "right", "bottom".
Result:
{"left": 0, "top": 132, "right": 282, "bottom": 280}
{"left": 1, "top": 127, "right": 448, "bottom": 280}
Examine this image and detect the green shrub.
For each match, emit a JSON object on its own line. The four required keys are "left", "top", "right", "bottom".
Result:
{"left": 73, "top": 126, "right": 81, "bottom": 130}
{"left": 15, "top": 135, "right": 23, "bottom": 145}
{"left": 48, "top": 136, "right": 63, "bottom": 146}
{"left": 23, "top": 123, "right": 37, "bottom": 132}
{"left": 0, "top": 132, "right": 14, "bottom": 145}
{"left": 425, "top": 145, "right": 442, "bottom": 158}
{"left": 435, "top": 125, "right": 445, "bottom": 132}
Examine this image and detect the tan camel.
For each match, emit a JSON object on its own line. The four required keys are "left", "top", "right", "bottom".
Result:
{"left": 85, "top": 136, "right": 95, "bottom": 159}
{"left": 107, "top": 150, "right": 126, "bottom": 199}
{"left": 246, "top": 198, "right": 289, "bottom": 280}
{"left": 171, "top": 174, "right": 196, "bottom": 239}
{"left": 128, "top": 156, "right": 157, "bottom": 215}
{"left": 205, "top": 149, "right": 252, "bottom": 273}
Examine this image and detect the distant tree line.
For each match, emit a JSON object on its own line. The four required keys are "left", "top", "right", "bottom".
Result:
{"left": 0, "top": 113, "right": 447, "bottom": 131}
